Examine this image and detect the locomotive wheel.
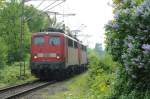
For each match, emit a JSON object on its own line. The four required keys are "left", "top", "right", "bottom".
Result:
{"left": 55, "top": 70, "right": 61, "bottom": 80}
{"left": 53, "top": 69, "right": 65, "bottom": 81}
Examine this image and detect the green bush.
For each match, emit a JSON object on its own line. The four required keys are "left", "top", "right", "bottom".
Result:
{"left": 105, "top": 0, "right": 150, "bottom": 90}
{"left": 87, "top": 50, "right": 117, "bottom": 99}
{"left": 83, "top": 49, "right": 150, "bottom": 99}
{"left": 0, "top": 62, "right": 35, "bottom": 87}
{"left": 0, "top": 38, "right": 7, "bottom": 68}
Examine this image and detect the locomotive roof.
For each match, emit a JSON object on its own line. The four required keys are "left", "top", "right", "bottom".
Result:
{"left": 32, "top": 32, "right": 84, "bottom": 45}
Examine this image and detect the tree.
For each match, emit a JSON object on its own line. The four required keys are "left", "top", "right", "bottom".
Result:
{"left": 24, "top": 5, "right": 49, "bottom": 32}
{"left": 24, "top": 5, "right": 64, "bottom": 32}
{"left": 0, "top": 0, "right": 30, "bottom": 63}
{"left": 0, "top": 0, "right": 5, "bottom": 8}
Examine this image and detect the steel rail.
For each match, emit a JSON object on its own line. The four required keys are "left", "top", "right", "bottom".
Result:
{"left": 0, "top": 80, "right": 39, "bottom": 93}
{"left": 0, "top": 80, "right": 56, "bottom": 99}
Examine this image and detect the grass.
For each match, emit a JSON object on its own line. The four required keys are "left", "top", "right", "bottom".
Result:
{"left": 85, "top": 50, "right": 120, "bottom": 99}
{"left": 64, "top": 72, "right": 88, "bottom": 99}
{"left": 0, "top": 62, "right": 36, "bottom": 88}
{"left": 45, "top": 72, "right": 89, "bottom": 99}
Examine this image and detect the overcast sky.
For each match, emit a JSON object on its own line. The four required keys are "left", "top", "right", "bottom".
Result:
{"left": 26, "top": 0, "right": 113, "bottom": 48}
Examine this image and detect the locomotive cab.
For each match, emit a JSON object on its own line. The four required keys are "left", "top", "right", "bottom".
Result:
{"left": 30, "top": 32, "right": 65, "bottom": 79}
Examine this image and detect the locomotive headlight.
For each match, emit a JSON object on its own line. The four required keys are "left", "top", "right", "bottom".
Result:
{"left": 34, "top": 55, "right": 38, "bottom": 59}
{"left": 56, "top": 56, "right": 60, "bottom": 59}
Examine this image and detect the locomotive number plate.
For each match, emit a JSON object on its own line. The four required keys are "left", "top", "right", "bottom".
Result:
{"left": 48, "top": 53, "right": 56, "bottom": 57}
{"left": 37, "top": 53, "right": 44, "bottom": 57}
{"left": 37, "top": 53, "right": 56, "bottom": 57}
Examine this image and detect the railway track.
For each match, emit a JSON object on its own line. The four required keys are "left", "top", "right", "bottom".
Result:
{"left": 0, "top": 80, "right": 55, "bottom": 99}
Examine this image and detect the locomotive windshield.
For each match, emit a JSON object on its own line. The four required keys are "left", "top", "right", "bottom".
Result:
{"left": 34, "top": 36, "right": 44, "bottom": 45}
{"left": 49, "top": 37, "right": 60, "bottom": 46}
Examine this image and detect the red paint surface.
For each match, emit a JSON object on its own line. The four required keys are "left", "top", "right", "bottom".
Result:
{"left": 31, "top": 33, "right": 65, "bottom": 62}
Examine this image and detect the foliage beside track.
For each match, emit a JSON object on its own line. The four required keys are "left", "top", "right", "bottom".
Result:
{"left": 0, "top": 38, "right": 7, "bottom": 69}
{"left": 0, "top": 62, "right": 36, "bottom": 88}
{"left": 86, "top": 50, "right": 117, "bottom": 99}
{"left": 66, "top": 49, "right": 150, "bottom": 99}
{"left": 105, "top": 0, "right": 150, "bottom": 98}
{"left": 0, "top": 0, "right": 45, "bottom": 86}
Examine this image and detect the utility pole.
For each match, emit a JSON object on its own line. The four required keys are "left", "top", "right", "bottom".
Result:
{"left": 19, "top": 0, "right": 25, "bottom": 80}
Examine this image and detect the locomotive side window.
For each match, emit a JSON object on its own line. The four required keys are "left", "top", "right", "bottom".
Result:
{"left": 81, "top": 45, "right": 84, "bottom": 50}
{"left": 84, "top": 46, "right": 87, "bottom": 51}
{"left": 49, "top": 37, "right": 60, "bottom": 45}
{"left": 74, "top": 41, "right": 78, "bottom": 48}
{"left": 81, "top": 45, "right": 86, "bottom": 51}
{"left": 68, "top": 38, "right": 73, "bottom": 47}
{"left": 34, "top": 36, "right": 44, "bottom": 45}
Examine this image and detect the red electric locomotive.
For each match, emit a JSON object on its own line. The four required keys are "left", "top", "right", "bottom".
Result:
{"left": 30, "top": 30, "right": 87, "bottom": 80}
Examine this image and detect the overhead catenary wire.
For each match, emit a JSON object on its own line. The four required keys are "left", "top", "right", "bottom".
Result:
{"left": 0, "top": 0, "right": 46, "bottom": 21}
{"left": 47, "top": 0, "right": 65, "bottom": 11}
{"left": 25, "top": 0, "right": 65, "bottom": 22}
{"left": 35, "top": 0, "right": 46, "bottom": 9}
{"left": 23, "top": 0, "right": 46, "bottom": 22}
{"left": 25, "top": 0, "right": 63, "bottom": 1}
{"left": 42, "top": 0, "right": 58, "bottom": 11}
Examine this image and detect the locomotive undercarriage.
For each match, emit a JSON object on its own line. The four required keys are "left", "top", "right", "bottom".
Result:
{"left": 30, "top": 62, "right": 87, "bottom": 80}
